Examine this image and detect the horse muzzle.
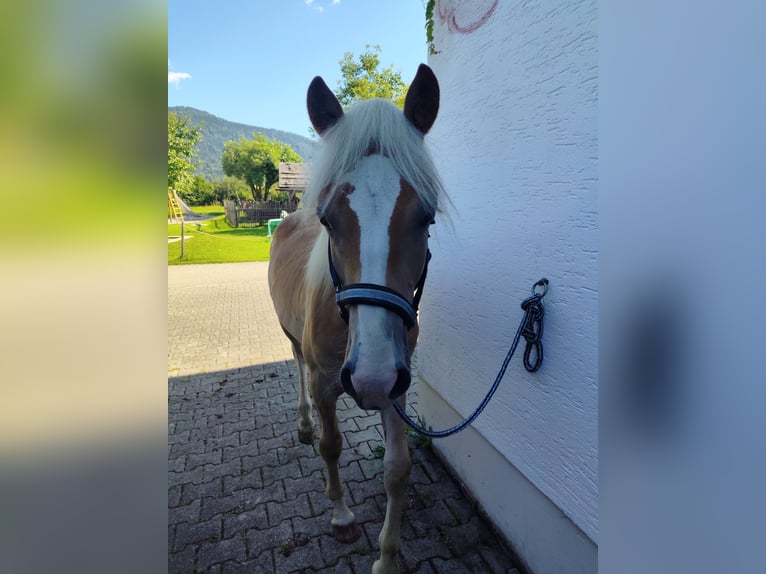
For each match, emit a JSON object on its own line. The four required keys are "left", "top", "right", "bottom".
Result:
{"left": 340, "top": 360, "right": 411, "bottom": 411}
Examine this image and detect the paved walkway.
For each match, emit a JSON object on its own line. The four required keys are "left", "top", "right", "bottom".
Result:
{"left": 169, "top": 262, "right": 521, "bottom": 573}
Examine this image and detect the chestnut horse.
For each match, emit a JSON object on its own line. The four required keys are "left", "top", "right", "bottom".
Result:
{"left": 268, "top": 64, "right": 444, "bottom": 574}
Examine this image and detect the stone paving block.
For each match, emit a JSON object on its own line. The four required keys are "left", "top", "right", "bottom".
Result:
{"left": 271, "top": 536, "right": 323, "bottom": 573}
{"left": 243, "top": 450, "right": 278, "bottom": 474}
{"left": 478, "top": 545, "right": 522, "bottom": 574}
{"left": 261, "top": 455, "right": 302, "bottom": 487}
{"left": 347, "top": 440, "right": 377, "bottom": 461}
{"left": 347, "top": 477, "right": 385, "bottom": 506}
{"left": 318, "top": 556, "right": 354, "bottom": 573}
{"left": 181, "top": 477, "right": 223, "bottom": 506}
{"left": 168, "top": 543, "right": 196, "bottom": 574}
{"left": 198, "top": 535, "right": 247, "bottom": 571}
{"left": 358, "top": 457, "right": 384, "bottom": 481}
{"left": 222, "top": 469, "right": 262, "bottom": 496}
{"left": 437, "top": 515, "right": 496, "bottom": 557}
{"left": 412, "top": 477, "right": 463, "bottom": 505}
{"left": 266, "top": 492, "right": 314, "bottom": 527}
{"left": 223, "top": 443, "right": 258, "bottom": 463}
{"left": 201, "top": 491, "right": 248, "bottom": 522}
{"left": 338, "top": 459, "right": 365, "bottom": 484}
{"left": 283, "top": 470, "right": 325, "bottom": 499}
{"left": 221, "top": 559, "right": 273, "bottom": 574}
{"left": 193, "top": 424, "right": 223, "bottom": 442}
{"left": 292, "top": 514, "right": 332, "bottom": 540}
{"left": 257, "top": 431, "right": 296, "bottom": 455}
{"left": 241, "top": 424, "right": 275, "bottom": 444}
{"left": 223, "top": 505, "right": 268, "bottom": 539}
{"left": 353, "top": 413, "right": 383, "bottom": 432}
{"left": 409, "top": 561, "right": 438, "bottom": 574}
{"left": 203, "top": 458, "right": 242, "bottom": 483}
{"left": 236, "top": 479, "right": 285, "bottom": 511}
{"left": 317, "top": 529, "right": 374, "bottom": 569}
{"left": 174, "top": 516, "right": 222, "bottom": 553}
{"left": 297, "top": 453, "right": 326, "bottom": 477}
{"left": 345, "top": 425, "right": 384, "bottom": 448}
{"left": 168, "top": 484, "right": 182, "bottom": 508}
{"left": 348, "top": 553, "right": 377, "bottom": 574}
{"left": 399, "top": 533, "right": 453, "bottom": 566}
{"left": 442, "top": 495, "right": 474, "bottom": 525}
{"left": 187, "top": 449, "right": 223, "bottom": 471}
{"left": 407, "top": 499, "right": 458, "bottom": 538}
{"left": 169, "top": 498, "right": 201, "bottom": 525}
{"left": 169, "top": 455, "right": 186, "bottom": 473}
{"left": 246, "top": 518, "right": 294, "bottom": 560}
{"left": 170, "top": 439, "right": 206, "bottom": 458}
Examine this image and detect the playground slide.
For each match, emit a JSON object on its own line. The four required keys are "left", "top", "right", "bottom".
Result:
{"left": 175, "top": 194, "right": 198, "bottom": 217}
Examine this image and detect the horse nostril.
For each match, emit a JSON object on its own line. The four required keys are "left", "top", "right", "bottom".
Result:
{"left": 389, "top": 368, "right": 411, "bottom": 400}
{"left": 340, "top": 366, "right": 357, "bottom": 400}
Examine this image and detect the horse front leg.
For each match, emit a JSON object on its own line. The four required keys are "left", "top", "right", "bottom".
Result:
{"left": 291, "top": 341, "right": 315, "bottom": 445}
{"left": 373, "top": 397, "right": 412, "bottom": 574}
{"left": 312, "top": 372, "right": 361, "bottom": 543}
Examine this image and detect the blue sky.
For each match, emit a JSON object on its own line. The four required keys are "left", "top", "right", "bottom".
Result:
{"left": 168, "top": 1, "right": 429, "bottom": 137}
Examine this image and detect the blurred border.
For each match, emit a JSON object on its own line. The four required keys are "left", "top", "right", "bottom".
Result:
{"left": 600, "top": 2, "right": 765, "bottom": 572}
{"left": 0, "top": 2, "right": 168, "bottom": 572}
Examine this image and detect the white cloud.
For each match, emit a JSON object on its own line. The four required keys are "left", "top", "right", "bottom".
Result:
{"left": 306, "top": 0, "right": 339, "bottom": 11}
{"left": 168, "top": 71, "right": 191, "bottom": 88}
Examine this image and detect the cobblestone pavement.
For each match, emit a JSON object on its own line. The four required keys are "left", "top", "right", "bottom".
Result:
{"left": 169, "top": 262, "right": 521, "bottom": 573}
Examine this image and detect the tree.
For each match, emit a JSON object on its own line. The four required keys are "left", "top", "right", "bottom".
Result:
{"left": 211, "top": 176, "right": 249, "bottom": 204}
{"left": 178, "top": 175, "right": 214, "bottom": 206}
{"left": 335, "top": 45, "right": 408, "bottom": 109}
{"left": 168, "top": 111, "right": 201, "bottom": 190}
{"left": 222, "top": 134, "right": 302, "bottom": 201}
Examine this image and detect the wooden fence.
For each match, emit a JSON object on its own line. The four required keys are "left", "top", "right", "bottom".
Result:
{"left": 224, "top": 200, "right": 294, "bottom": 228}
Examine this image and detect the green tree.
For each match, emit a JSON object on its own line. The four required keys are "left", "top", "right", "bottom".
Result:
{"left": 335, "top": 45, "right": 408, "bottom": 109}
{"left": 211, "top": 176, "right": 249, "bottom": 204}
{"left": 168, "top": 111, "right": 201, "bottom": 190}
{"left": 222, "top": 134, "right": 301, "bottom": 201}
{"left": 178, "top": 175, "right": 214, "bottom": 206}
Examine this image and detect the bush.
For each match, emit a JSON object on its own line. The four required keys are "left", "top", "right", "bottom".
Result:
{"left": 211, "top": 176, "right": 249, "bottom": 204}
{"left": 178, "top": 175, "right": 214, "bottom": 205}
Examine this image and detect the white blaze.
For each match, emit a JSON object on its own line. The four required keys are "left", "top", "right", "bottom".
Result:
{"left": 346, "top": 155, "right": 401, "bottom": 285}
{"left": 345, "top": 154, "right": 402, "bottom": 391}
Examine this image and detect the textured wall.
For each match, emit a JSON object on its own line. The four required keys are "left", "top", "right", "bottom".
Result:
{"left": 419, "top": 0, "right": 598, "bottom": 541}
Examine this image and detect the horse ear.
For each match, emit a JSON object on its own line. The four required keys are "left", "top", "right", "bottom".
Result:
{"left": 307, "top": 76, "right": 344, "bottom": 137}
{"left": 404, "top": 64, "right": 440, "bottom": 135}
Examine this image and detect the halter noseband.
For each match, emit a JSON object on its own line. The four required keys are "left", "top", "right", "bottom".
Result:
{"left": 327, "top": 241, "right": 431, "bottom": 330}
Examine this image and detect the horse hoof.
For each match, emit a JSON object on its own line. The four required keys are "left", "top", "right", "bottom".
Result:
{"left": 298, "top": 427, "right": 314, "bottom": 444}
{"left": 332, "top": 521, "right": 361, "bottom": 543}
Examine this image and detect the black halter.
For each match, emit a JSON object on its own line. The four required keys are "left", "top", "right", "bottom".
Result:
{"left": 328, "top": 241, "right": 431, "bottom": 330}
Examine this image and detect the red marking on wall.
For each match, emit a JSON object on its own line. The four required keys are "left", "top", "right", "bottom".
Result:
{"left": 437, "top": 0, "right": 499, "bottom": 34}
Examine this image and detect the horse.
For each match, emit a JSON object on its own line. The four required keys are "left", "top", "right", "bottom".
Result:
{"left": 268, "top": 64, "right": 444, "bottom": 574}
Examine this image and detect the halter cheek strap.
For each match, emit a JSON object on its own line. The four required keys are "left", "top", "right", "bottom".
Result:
{"left": 328, "top": 241, "right": 431, "bottom": 330}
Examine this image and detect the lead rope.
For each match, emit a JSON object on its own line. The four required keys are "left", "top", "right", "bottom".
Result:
{"left": 392, "top": 278, "right": 549, "bottom": 438}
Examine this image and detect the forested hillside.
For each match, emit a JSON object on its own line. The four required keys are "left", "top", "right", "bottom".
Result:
{"left": 169, "top": 106, "right": 318, "bottom": 180}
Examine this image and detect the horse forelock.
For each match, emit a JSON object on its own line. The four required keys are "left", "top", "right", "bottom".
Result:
{"left": 304, "top": 99, "right": 446, "bottom": 217}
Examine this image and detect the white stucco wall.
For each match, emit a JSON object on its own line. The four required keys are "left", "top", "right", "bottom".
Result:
{"left": 419, "top": 0, "right": 598, "bottom": 542}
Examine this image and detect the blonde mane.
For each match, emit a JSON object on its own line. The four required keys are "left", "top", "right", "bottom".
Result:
{"left": 303, "top": 99, "right": 447, "bottom": 215}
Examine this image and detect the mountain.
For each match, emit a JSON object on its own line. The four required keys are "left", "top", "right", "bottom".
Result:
{"left": 169, "top": 106, "right": 319, "bottom": 181}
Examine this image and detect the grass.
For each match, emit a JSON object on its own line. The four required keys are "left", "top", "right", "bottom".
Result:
{"left": 168, "top": 206, "right": 273, "bottom": 265}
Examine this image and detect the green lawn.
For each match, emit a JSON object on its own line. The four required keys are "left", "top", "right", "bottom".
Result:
{"left": 168, "top": 208, "right": 273, "bottom": 265}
